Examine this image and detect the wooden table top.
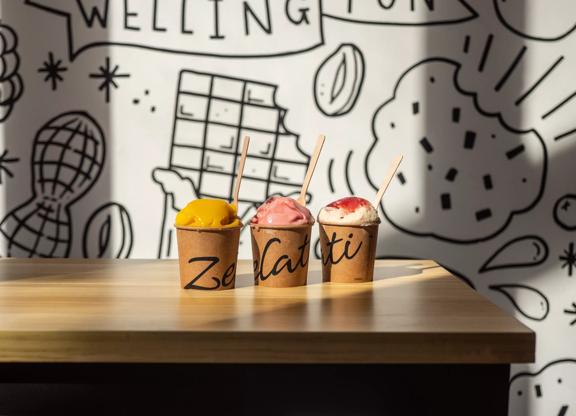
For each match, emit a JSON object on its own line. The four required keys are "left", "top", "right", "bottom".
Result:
{"left": 0, "top": 259, "right": 534, "bottom": 364}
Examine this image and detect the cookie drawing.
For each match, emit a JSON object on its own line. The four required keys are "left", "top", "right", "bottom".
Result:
{"left": 366, "top": 58, "right": 547, "bottom": 243}
{"left": 509, "top": 359, "right": 576, "bottom": 416}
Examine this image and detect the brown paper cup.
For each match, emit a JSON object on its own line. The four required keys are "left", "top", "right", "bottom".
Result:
{"left": 318, "top": 223, "right": 379, "bottom": 283}
{"left": 250, "top": 224, "right": 312, "bottom": 288}
{"left": 176, "top": 225, "right": 241, "bottom": 290}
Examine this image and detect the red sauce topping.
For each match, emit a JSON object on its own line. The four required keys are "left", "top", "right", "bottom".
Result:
{"left": 327, "top": 197, "right": 371, "bottom": 213}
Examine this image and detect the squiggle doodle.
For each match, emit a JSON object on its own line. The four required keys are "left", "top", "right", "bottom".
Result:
{"left": 0, "top": 112, "right": 105, "bottom": 258}
{"left": 480, "top": 236, "right": 548, "bottom": 273}
{"left": 366, "top": 58, "right": 547, "bottom": 244}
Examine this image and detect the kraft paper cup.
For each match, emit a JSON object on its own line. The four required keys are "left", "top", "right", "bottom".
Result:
{"left": 318, "top": 223, "right": 379, "bottom": 283}
{"left": 250, "top": 224, "right": 312, "bottom": 288}
{"left": 176, "top": 225, "right": 241, "bottom": 290}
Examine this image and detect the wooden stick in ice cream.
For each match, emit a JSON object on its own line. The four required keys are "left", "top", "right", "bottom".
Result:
{"left": 232, "top": 136, "right": 250, "bottom": 208}
{"left": 372, "top": 155, "right": 403, "bottom": 208}
{"left": 298, "top": 134, "right": 326, "bottom": 206}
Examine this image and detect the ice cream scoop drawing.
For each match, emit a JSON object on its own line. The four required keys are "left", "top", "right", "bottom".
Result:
{"left": 0, "top": 111, "right": 105, "bottom": 257}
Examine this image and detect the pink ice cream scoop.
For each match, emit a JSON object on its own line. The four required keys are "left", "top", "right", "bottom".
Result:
{"left": 251, "top": 196, "right": 314, "bottom": 226}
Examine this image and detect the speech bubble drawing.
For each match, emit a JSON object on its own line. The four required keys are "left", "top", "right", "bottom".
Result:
{"left": 323, "top": 0, "right": 477, "bottom": 26}
{"left": 25, "top": 0, "right": 324, "bottom": 61}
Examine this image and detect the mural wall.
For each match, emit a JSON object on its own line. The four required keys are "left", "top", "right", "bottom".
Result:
{"left": 1, "top": 1, "right": 575, "bottom": 414}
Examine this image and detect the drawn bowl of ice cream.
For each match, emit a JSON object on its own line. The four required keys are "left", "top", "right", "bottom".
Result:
{"left": 318, "top": 197, "right": 380, "bottom": 283}
{"left": 175, "top": 199, "right": 242, "bottom": 290}
{"left": 250, "top": 196, "right": 314, "bottom": 288}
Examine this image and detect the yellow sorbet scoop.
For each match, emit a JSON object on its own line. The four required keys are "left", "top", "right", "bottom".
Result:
{"left": 175, "top": 199, "right": 241, "bottom": 228}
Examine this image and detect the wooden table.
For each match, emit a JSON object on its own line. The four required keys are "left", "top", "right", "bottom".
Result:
{"left": 0, "top": 259, "right": 534, "bottom": 415}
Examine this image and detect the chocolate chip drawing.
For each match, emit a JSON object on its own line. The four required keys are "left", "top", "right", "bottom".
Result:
{"left": 0, "top": 111, "right": 105, "bottom": 257}
{"left": 0, "top": 22, "right": 23, "bottom": 122}
{"left": 479, "top": 236, "right": 549, "bottom": 273}
{"left": 38, "top": 52, "right": 68, "bottom": 91}
{"left": 489, "top": 284, "right": 549, "bottom": 321}
{"left": 153, "top": 69, "right": 310, "bottom": 259}
{"left": 366, "top": 58, "right": 547, "bottom": 244}
{"left": 82, "top": 202, "right": 134, "bottom": 259}
{"left": 314, "top": 44, "right": 365, "bottom": 117}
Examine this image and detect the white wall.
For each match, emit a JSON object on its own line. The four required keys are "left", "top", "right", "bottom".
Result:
{"left": 1, "top": 1, "right": 575, "bottom": 414}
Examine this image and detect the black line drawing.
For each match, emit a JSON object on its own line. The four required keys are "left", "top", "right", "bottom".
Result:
{"left": 515, "top": 56, "right": 564, "bottom": 106}
{"left": 554, "top": 127, "right": 576, "bottom": 142}
{"left": 554, "top": 195, "right": 576, "bottom": 231}
{"left": 559, "top": 242, "right": 576, "bottom": 277}
{"left": 509, "top": 359, "right": 576, "bottom": 416}
{"left": 489, "top": 284, "right": 549, "bottom": 321}
{"left": 323, "top": 0, "right": 477, "bottom": 26}
{"left": 494, "top": 0, "right": 576, "bottom": 41}
{"left": 327, "top": 158, "right": 335, "bottom": 193}
{"left": 152, "top": 69, "right": 309, "bottom": 258}
{"left": 314, "top": 44, "right": 365, "bottom": 117}
{"left": 89, "top": 57, "right": 130, "bottom": 103}
{"left": 542, "top": 91, "right": 576, "bottom": 120}
{"left": 82, "top": 202, "right": 133, "bottom": 259}
{"left": 344, "top": 150, "right": 355, "bottom": 195}
{"left": 0, "top": 111, "right": 105, "bottom": 258}
{"left": 366, "top": 58, "right": 547, "bottom": 244}
{"left": 24, "top": 0, "right": 324, "bottom": 61}
{"left": 38, "top": 52, "right": 68, "bottom": 91}
{"left": 479, "top": 235, "right": 549, "bottom": 273}
{"left": 564, "top": 303, "right": 576, "bottom": 326}
{"left": 0, "top": 149, "right": 19, "bottom": 185}
{"left": 0, "top": 22, "right": 23, "bottom": 122}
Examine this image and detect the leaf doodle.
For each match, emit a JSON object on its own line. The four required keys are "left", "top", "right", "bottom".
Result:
{"left": 490, "top": 284, "right": 549, "bottom": 321}
{"left": 479, "top": 236, "right": 548, "bottom": 273}
{"left": 83, "top": 203, "right": 134, "bottom": 259}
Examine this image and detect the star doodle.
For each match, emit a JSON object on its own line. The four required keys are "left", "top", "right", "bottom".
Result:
{"left": 559, "top": 242, "right": 576, "bottom": 277}
{"left": 38, "top": 52, "right": 68, "bottom": 91}
{"left": 89, "top": 57, "right": 130, "bottom": 103}
{"left": 565, "top": 302, "right": 576, "bottom": 326}
{"left": 0, "top": 149, "right": 19, "bottom": 184}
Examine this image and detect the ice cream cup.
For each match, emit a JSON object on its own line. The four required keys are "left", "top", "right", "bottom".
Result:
{"left": 318, "top": 222, "right": 379, "bottom": 283}
{"left": 176, "top": 225, "right": 241, "bottom": 290}
{"left": 250, "top": 224, "right": 312, "bottom": 288}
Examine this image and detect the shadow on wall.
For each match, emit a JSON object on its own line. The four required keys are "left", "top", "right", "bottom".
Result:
{"left": 0, "top": 2, "right": 113, "bottom": 259}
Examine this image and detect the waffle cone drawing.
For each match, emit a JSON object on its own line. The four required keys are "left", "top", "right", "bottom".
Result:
{"left": 176, "top": 225, "right": 241, "bottom": 290}
{"left": 319, "top": 223, "right": 379, "bottom": 283}
{"left": 250, "top": 224, "right": 312, "bottom": 288}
